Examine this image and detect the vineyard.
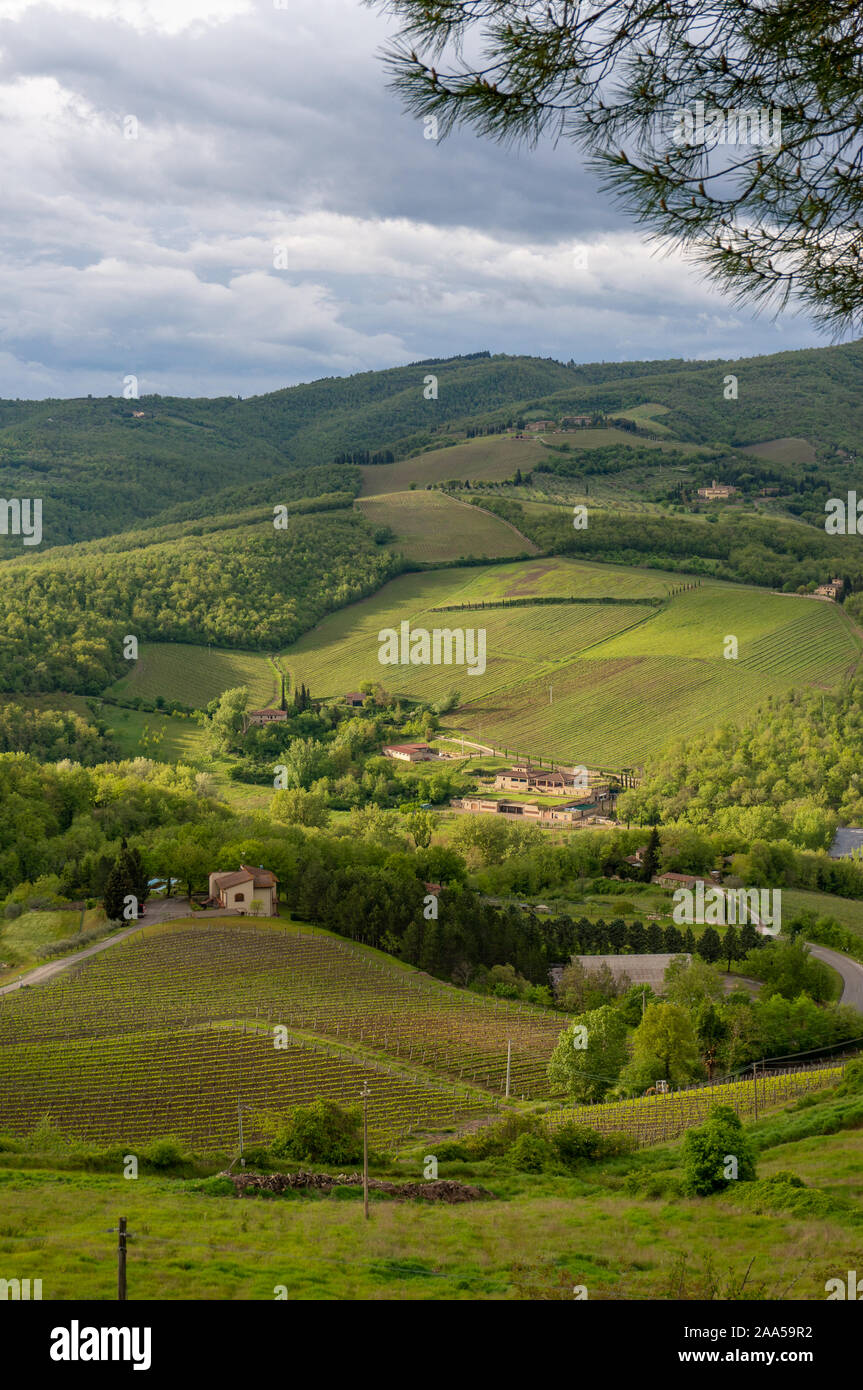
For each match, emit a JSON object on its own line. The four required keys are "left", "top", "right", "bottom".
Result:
{"left": 544, "top": 1065, "right": 844, "bottom": 1147}
{"left": 0, "top": 919, "right": 564, "bottom": 1149}
{"left": 0, "top": 1026, "right": 497, "bottom": 1150}
{"left": 277, "top": 556, "right": 859, "bottom": 766}
{"left": 104, "top": 641, "right": 278, "bottom": 710}
{"left": 355, "top": 490, "right": 536, "bottom": 563}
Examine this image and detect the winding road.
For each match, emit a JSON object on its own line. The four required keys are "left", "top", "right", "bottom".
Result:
{"left": 0, "top": 899, "right": 234, "bottom": 997}
{"left": 806, "top": 941, "right": 863, "bottom": 1013}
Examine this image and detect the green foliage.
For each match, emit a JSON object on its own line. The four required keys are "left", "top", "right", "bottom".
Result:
{"left": 547, "top": 1004, "right": 629, "bottom": 1102}
{"left": 625, "top": 1003, "right": 704, "bottom": 1089}
{"left": 505, "top": 1133, "right": 554, "bottom": 1173}
{"left": 743, "top": 937, "right": 832, "bottom": 1003}
{"left": 142, "top": 1137, "right": 186, "bottom": 1170}
{"left": 0, "top": 704, "right": 117, "bottom": 764}
{"left": 620, "top": 683, "right": 863, "bottom": 845}
{"left": 0, "top": 511, "right": 401, "bottom": 693}
{"left": 681, "top": 1106, "right": 757, "bottom": 1196}
{"left": 271, "top": 1100, "right": 363, "bottom": 1166}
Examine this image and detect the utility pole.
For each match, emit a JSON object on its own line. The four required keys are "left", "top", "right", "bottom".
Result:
{"left": 505, "top": 1040, "right": 512, "bottom": 1099}
{"left": 107, "top": 1218, "right": 133, "bottom": 1300}
{"left": 361, "top": 1081, "right": 370, "bottom": 1220}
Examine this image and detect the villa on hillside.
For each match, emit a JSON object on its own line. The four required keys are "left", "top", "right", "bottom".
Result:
{"left": 208, "top": 865, "right": 279, "bottom": 916}
{"left": 344, "top": 691, "right": 366, "bottom": 707}
{"left": 247, "top": 708, "right": 288, "bottom": 726}
{"left": 455, "top": 792, "right": 614, "bottom": 824}
{"left": 697, "top": 479, "right": 738, "bottom": 500}
{"left": 526, "top": 419, "right": 556, "bottom": 432}
{"left": 815, "top": 578, "right": 845, "bottom": 599}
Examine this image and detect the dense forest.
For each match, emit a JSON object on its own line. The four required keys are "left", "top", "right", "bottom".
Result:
{"left": 473, "top": 497, "right": 863, "bottom": 591}
{"left": 618, "top": 683, "right": 863, "bottom": 845}
{"left": 0, "top": 511, "right": 401, "bottom": 692}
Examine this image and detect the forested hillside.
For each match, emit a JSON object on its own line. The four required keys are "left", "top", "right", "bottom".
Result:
{"left": 2, "top": 342, "right": 861, "bottom": 553}
{"left": 0, "top": 510, "right": 400, "bottom": 693}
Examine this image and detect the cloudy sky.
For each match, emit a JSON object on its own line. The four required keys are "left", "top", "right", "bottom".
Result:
{"left": 0, "top": 0, "right": 837, "bottom": 398}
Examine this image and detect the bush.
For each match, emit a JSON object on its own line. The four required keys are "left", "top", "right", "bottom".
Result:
{"left": 550, "top": 1123, "right": 636, "bottom": 1168}
{"left": 3, "top": 902, "right": 22, "bottom": 920}
{"left": 196, "top": 1176, "right": 236, "bottom": 1198}
{"left": 434, "top": 1141, "right": 470, "bottom": 1162}
{"left": 271, "top": 1100, "right": 362, "bottom": 1165}
{"left": 549, "top": 1122, "right": 606, "bottom": 1165}
{"left": 763, "top": 1170, "right": 805, "bottom": 1188}
{"left": 506, "top": 1134, "right": 554, "bottom": 1172}
{"left": 142, "top": 1137, "right": 186, "bottom": 1170}
{"left": 463, "top": 1112, "right": 541, "bottom": 1159}
{"left": 681, "top": 1105, "right": 757, "bottom": 1196}
{"left": 835, "top": 1059, "right": 863, "bottom": 1097}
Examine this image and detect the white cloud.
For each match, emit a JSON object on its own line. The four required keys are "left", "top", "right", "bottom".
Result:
{"left": 0, "top": 0, "right": 825, "bottom": 395}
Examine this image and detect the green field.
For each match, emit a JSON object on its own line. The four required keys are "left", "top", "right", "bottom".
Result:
{"left": 736, "top": 436, "right": 817, "bottom": 465}
{"left": 104, "top": 642, "right": 278, "bottom": 710}
{"left": 1, "top": 1066, "right": 860, "bottom": 1300}
{"left": 106, "top": 707, "right": 206, "bottom": 762}
{"left": 359, "top": 437, "right": 550, "bottom": 494}
{"left": 279, "top": 559, "right": 860, "bottom": 767}
{"left": 355, "top": 490, "right": 537, "bottom": 562}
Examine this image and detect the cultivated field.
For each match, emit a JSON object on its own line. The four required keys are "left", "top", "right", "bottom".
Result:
{"left": 544, "top": 1067, "right": 843, "bottom": 1146}
{"left": 0, "top": 919, "right": 566, "bottom": 1150}
{"left": 104, "top": 641, "right": 278, "bottom": 710}
{"left": 359, "top": 437, "right": 550, "bottom": 494}
{"left": 280, "top": 559, "right": 860, "bottom": 766}
{"left": 355, "top": 490, "right": 537, "bottom": 562}
{"left": 736, "top": 436, "right": 817, "bottom": 465}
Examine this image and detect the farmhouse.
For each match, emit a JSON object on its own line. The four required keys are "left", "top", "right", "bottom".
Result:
{"left": 652, "top": 871, "right": 707, "bottom": 889}
{"left": 815, "top": 578, "right": 845, "bottom": 599}
{"left": 697, "top": 479, "right": 738, "bottom": 500}
{"left": 526, "top": 419, "right": 556, "bottom": 431}
{"left": 247, "top": 708, "right": 288, "bottom": 726}
{"left": 344, "top": 691, "right": 366, "bottom": 707}
{"left": 208, "top": 865, "right": 279, "bottom": 916}
{"left": 382, "top": 742, "right": 435, "bottom": 762}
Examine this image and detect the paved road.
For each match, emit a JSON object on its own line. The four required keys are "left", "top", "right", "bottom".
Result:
{"left": 806, "top": 941, "right": 863, "bottom": 1012}
{"left": 0, "top": 900, "right": 234, "bottom": 997}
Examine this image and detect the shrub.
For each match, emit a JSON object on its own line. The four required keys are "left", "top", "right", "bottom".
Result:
{"left": 196, "top": 1176, "right": 236, "bottom": 1198}
{"left": 3, "top": 902, "right": 22, "bottom": 920}
{"left": 506, "top": 1134, "right": 554, "bottom": 1172}
{"left": 464, "top": 1112, "right": 540, "bottom": 1159}
{"left": 550, "top": 1123, "right": 636, "bottom": 1168}
{"left": 681, "top": 1105, "right": 757, "bottom": 1196}
{"left": 271, "top": 1100, "right": 362, "bottom": 1165}
{"left": 142, "top": 1137, "right": 186, "bottom": 1170}
{"left": 549, "top": 1122, "right": 605, "bottom": 1165}
{"left": 835, "top": 1059, "right": 863, "bottom": 1097}
{"left": 763, "top": 1170, "right": 805, "bottom": 1188}
{"left": 434, "top": 1141, "right": 470, "bottom": 1162}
